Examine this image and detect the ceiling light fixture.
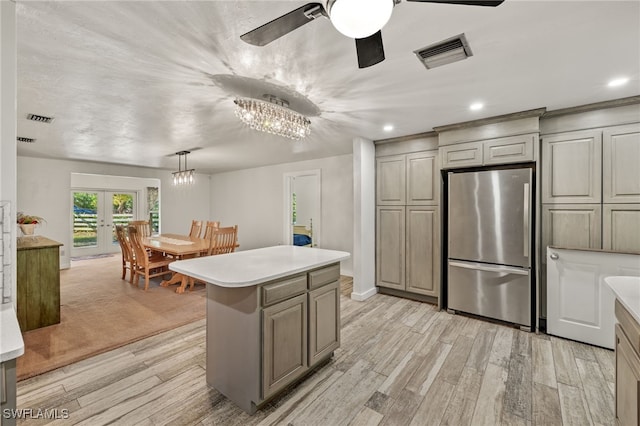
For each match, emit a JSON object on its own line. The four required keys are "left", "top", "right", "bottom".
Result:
{"left": 327, "top": 0, "right": 394, "bottom": 39}
{"left": 172, "top": 151, "right": 195, "bottom": 185}
{"left": 470, "top": 102, "right": 484, "bottom": 111}
{"left": 234, "top": 95, "right": 311, "bottom": 140}
{"left": 608, "top": 77, "right": 629, "bottom": 87}
{"left": 383, "top": 124, "right": 394, "bottom": 132}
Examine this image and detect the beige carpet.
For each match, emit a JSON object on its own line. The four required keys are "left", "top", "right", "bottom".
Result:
{"left": 17, "top": 255, "right": 206, "bottom": 381}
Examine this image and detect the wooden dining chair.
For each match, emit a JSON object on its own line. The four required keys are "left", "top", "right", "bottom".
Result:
{"left": 189, "top": 220, "right": 203, "bottom": 238}
{"left": 202, "top": 221, "right": 220, "bottom": 241}
{"left": 188, "top": 225, "right": 238, "bottom": 291}
{"left": 128, "top": 226, "right": 173, "bottom": 291}
{"left": 115, "top": 225, "right": 135, "bottom": 283}
{"left": 129, "top": 220, "right": 151, "bottom": 237}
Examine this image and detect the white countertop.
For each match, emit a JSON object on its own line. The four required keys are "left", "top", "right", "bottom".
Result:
{"left": 0, "top": 303, "right": 25, "bottom": 362}
{"left": 170, "top": 245, "right": 350, "bottom": 287}
{"left": 606, "top": 276, "right": 640, "bottom": 324}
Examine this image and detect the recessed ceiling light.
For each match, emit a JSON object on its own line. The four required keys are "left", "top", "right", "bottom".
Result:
{"left": 383, "top": 124, "right": 394, "bottom": 132}
{"left": 608, "top": 77, "right": 629, "bottom": 87}
{"left": 470, "top": 102, "right": 484, "bottom": 111}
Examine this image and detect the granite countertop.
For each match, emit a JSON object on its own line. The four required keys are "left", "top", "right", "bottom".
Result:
{"left": 547, "top": 245, "right": 640, "bottom": 256}
{"left": 606, "top": 276, "right": 640, "bottom": 324}
{"left": 0, "top": 303, "right": 25, "bottom": 362}
{"left": 17, "top": 235, "right": 63, "bottom": 250}
{"left": 170, "top": 245, "right": 350, "bottom": 288}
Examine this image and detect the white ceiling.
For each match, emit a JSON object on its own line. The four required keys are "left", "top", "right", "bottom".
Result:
{"left": 15, "top": 0, "right": 640, "bottom": 174}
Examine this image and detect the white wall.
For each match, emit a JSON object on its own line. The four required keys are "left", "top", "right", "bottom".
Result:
{"left": 17, "top": 156, "right": 211, "bottom": 268}
{"left": 1, "top": 0, "right": 17, "bottom": 304}
{"left": 210, "top": 154, "right": 354, "bottom": 275}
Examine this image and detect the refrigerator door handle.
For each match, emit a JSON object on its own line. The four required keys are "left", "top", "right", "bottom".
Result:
{"left": 523, "top": 183, "right": 530, "bottom": 258}
{"left": 449, "top": 260, "right": 529, "bottom": 276}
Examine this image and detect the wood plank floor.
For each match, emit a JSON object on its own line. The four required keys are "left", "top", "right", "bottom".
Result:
{"left": 17, "top": 278, "right": 615, "bottom": 425}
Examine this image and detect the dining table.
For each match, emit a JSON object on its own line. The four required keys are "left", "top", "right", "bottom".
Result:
{"left": 142, "top": 233, "right": 209, "bottom": 293}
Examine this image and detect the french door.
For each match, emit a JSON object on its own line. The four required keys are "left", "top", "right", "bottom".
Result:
{"left": 71, "top": 190, "right": 137, "bottom": 257}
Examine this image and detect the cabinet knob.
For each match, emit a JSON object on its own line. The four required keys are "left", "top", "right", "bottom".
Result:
{"left": 550, "top": 253, "right": 559, "bottom": 260}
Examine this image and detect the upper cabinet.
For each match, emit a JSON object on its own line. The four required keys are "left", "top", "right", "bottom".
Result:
{"left": 603, "top": 123, "right": 640, "bottom": 203}
{"left": 377, "top": 151, "right": 439, "bottom": 205}
{"left": 376, "top": 155, "right": 406, "bottom": 205}
{"left": 440, "top": 133, "right": 536, "bottom": 169}
{"left": 541, "top": 129, "right": 602, "bottom": 204}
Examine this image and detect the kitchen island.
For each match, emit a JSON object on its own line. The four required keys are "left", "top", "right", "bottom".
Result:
{"left": 170, "top": 245, "right": 350, "bottom": 414}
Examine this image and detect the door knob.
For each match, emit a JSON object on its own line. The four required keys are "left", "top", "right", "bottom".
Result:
{"left": 550, "top": 253, "right": 559, "bottom": 260}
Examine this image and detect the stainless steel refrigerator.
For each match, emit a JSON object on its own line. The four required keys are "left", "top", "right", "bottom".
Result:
{"left": 447, "top": 167, "right": 533, "bottom": 329}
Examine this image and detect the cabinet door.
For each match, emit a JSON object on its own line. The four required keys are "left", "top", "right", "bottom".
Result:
{"left": 406, "top": 207, "right": 439, "bottom": 297}
{"left": 483, "top": 134, "right": 536, "bottom": 165}
{"left": 603, "top": 123, "right": 640, "bottom": 203}
{"left": 542, "top": 204, "right": 602, "bottom": 258}
{"left": 376, "top": 155, "right": 406, "bottom": 205}
{"left": 376, "top": 206, "right": 405, "bottom": 290}
{"left": 616, "top": 325, "right": 640, "bottom": 426}
{"left": 439, "top": 141, "right": 483, "bottom": 169}
{"left": 262, "top": 294, "right": 308, "bottom": 399}
{"left": 406, "top": 151, "right": 439, "bottom": 205}
{"left": 603, "top": 204, "right": 640, "bottom": 253}
{"left": 541, "top": 130, "right": 602, "bottom": 203}
{"left": 308, "top": 280, "right": 340, "bottom": 367}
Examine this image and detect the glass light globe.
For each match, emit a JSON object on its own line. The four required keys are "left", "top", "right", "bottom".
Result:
{"left": 329, "top": 0, "right": 393, "bottom": 39}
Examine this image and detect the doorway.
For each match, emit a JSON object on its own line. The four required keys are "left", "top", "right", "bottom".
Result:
{"left": 284, "top": 170, "right": 321, "bottom": 247}
{"left": 71, "top": 190, "right": 137, "bottom": 257}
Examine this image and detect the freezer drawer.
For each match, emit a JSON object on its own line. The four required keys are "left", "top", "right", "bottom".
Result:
{"left": 448, "top": 260, "right": 531, "bottom": 327}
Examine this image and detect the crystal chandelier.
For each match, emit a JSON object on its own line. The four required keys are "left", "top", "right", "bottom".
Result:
{"left": 234, "top": 95, "right": 311, "bottom": 140}
{"left": 172, "top": 151, "right": 195, "bottom": 185}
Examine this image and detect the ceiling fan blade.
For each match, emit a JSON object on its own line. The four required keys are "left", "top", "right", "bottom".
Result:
{"left": 355, "top": 31, "right": 385, "bottom": 69}
{"left": 240, "top": 3, "right": 325, "bottom": 46}
{"left": 405, "top": 0, "right": 505, "bottom": 6}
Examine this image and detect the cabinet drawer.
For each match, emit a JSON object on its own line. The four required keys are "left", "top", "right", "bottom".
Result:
{"left": 483, "top": 134, "right": 535, "bottom": 165}
{"left": 261, "top": 274, "right": 307, "bottom": 307}
{"left": 616, "top": 300, "right": 640, "bottom": 357}
{"left": 439, "top": 141, "right": 483, "bottom": 169}
{"left": 308, "top": 264, "right": 340, "bottom": 290}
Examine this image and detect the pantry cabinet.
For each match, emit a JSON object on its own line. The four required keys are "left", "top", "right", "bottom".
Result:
{"left": 603, "top": 204, "right": 640, "bottom": 253}
{"left": 541, "top": 129, "right": 602, "bottom": 204}
{"left": 541, "top": 204, "right": 602, "bottom": 257}
{"left": 406, "top": 207, "right": 440, "bottom": 297}
{"left": 603, "top": 123, "right": 640, "bottom": 203}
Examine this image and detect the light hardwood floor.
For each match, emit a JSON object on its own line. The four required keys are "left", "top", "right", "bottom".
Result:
{"left": 17, "top": 279, "right": 615, "bottom": 425}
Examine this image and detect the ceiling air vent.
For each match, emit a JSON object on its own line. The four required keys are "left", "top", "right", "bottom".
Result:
{"left": 26, "top": 113, "right": 54, "bottom": 123}
{"left": 414, "top": 33, "right": 473, "bottom": 70}
{"left": 17, "top": 136, "right": 36, "bottom": 143}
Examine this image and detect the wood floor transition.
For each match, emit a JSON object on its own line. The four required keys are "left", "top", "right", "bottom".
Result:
{"left": 16, "top": 278, "right": 614, "bottom": 425}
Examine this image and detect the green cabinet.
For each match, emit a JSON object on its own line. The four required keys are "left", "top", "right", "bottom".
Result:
{"left": 17, "top": 236, "right": 62, "bottom": 331}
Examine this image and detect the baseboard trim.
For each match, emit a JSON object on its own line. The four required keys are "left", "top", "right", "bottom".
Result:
{"left": 350, "top": 287, "right": 377, "bottom": 301}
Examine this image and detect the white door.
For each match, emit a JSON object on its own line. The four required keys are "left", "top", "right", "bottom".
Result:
{"left": 71, "top": 190, "right": 137, "bottom": 257}
{"left": 547, "top": 247, "right": 640, "bottom": 349}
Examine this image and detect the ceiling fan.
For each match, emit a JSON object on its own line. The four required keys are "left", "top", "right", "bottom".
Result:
{"left": 240, "top": 0, "right": 505, "bottom": 69}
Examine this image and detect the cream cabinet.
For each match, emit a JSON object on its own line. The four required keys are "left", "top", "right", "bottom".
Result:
{"left": 262, "top": 293, "right": 307, "bottom": 399}
{"left": 376, "top": 151, "right": 439, "bottom": 205}
{"left": 542, "top": 129, "right": 602, "bottom": 204}
{"left": 376, "top": 206, "right": 440, "bottom": 297}
{"left": 308, "top": 280, "right": 340, "bottom": 366}
{"left": 603, "top": 123, "right": 640, "bottom": 203}
{"left": 439, "top": 141, "right": 483, "bottom": 169}
{"left": 406, "top": 152, "right": 439, "bottom": 205}
{"left": 376, "top": 206, "right": 405, "bottom": 290}
{"left": 542, "top": 204, "right": 602, "bottom": 256}
{"left": 406, "top": 207, "right": 440, "bottom": 297}
{"left": 603, "top": 204, "right": 640, "bottom": 253}
{"left": 376, "top": 155, "right": 406, "bottom": 205}
{"left": 615, "top": 301, "right": 640, "bottom": 426}
{"left": 483, "top": 134, "right": 536, "bottom": 165}
{"left": 440, "top": 134, "right": 536, "bottom": 169}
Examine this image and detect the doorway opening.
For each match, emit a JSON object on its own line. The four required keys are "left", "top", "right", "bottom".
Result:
{"left": 284, "top": 170, "right": 321, "bottom": 247}
{"left": 71, "top": 190, "right": 137, "bottom": 257}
